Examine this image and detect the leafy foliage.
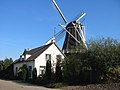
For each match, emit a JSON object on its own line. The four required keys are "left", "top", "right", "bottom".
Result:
{"left": 45, "top": 59, "right": 52, "bottom": 81}
{"left": 87, "top": 37, "right": 120, "bottom": 83}
{"left": 32, "top": 68, "right": 37, "bottom": 79}
{"left": 0, "top": 58, "right": 13, "bottom": 70}
{"left": 0, "top": 58, "right": 14, "bottom": 79}
{"left": 18, "top": 64, "right": 28, "bottom": 81}
{"left": 0, "top": 64, "right": 14, "bottom": 79}
{"left": 55, "top": 59, "right": 63, "bottom": 82}
{"left": 0, "top": 60, "right": 4, "bottom": 71}
{"left": 22, "top": 49, "right": 27, "bottom": 55}
{"left": 63, "top": 37, "right": 120, "bottom": 84}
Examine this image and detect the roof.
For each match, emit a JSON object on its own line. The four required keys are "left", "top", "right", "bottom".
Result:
{"left": 14, "top": 43, "right": 52, "bottom": 64}
{"left": 26, "top": 43, "right": 52, "bottom": 60}
{"left": 14, "top": 42, "right": 65, "bottom": 64}
{"left": 14, "top": 59, "right": 34, "bottom": 64}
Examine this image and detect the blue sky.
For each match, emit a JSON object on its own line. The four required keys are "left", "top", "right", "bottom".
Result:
{"left": 0, "top": 0, "right": 120, "bottom": 60}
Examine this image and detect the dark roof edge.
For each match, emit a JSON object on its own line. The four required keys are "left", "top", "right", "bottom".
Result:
{"left": 33, "top": 42, "right": 65, "bottom": 60}
{"left": 14, "top": 59, "right": 34, "bottom": 64}
{"left": 27, "top": 43, "right": 52, "bottom": 60}
{"left": 14, "top": 42, "right": 65, "bottom": 64}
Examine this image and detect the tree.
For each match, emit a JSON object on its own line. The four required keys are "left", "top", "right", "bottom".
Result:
{"left": 45, "top": 59, "right": 51, "bottom": 81}
{"left": 32, "top": 68, "right": 37, "bottom": 79}
{"left": 63, "top": 37, "right": 120, "bottom": 84}
{"left": 17, "top": 64, "right": 28, "bottom": 81}
{"left": 0, "top": 58, "right": 14, "bottom": 79}
{"left": 63, "top": 53, "right": 84, "bottom": 84}
{"left": 0, "top": 60, "right": 4, "bottom": 71}
{"left": 87, "top": 37, "right": 120, "bottom": 82}
{"left": 55, "top": 59, "right": 63, "bottom": 82}
{"left": 3, "top": 58, "right": 13, "bottom": 69}
{"left": 23, "top": 49, "right": 27, "bottom": 55}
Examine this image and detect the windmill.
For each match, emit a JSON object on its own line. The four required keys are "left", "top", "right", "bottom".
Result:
{"left": 46, "top": 0, "right": 88, "bottom": 53}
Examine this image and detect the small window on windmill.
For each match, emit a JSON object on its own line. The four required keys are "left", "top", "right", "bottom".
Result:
{"left": 45, "top": 54, "right": 51, "bottom": 61}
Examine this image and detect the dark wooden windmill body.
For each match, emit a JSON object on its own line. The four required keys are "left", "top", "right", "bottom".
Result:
{"left": 62, "top": 21, "right": 82, "bottom": 53}
{"left": 51, "top": 0, "right": 88, "bottom": 53}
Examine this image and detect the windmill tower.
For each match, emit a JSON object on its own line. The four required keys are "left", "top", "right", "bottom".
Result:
{"left": 46, "top": 0, "right": 88, "bottom": 53}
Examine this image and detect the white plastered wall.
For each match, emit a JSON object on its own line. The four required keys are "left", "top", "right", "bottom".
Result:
{"left": 13, "top": 61, "right": 34, "bottom": 76}
{"left": 26, "top": 54, "right": 31, "bottom": 60}
{"left": 35, "top": 43, "right": 64, "bottom": 76}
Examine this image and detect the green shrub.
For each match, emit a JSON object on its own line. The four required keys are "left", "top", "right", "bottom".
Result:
{"left": 55, "top": 59, "right": 63, "bottom": 82}
{"left": 63, "top": 37, "right": 120, "bottom": 84}
{"left": 32, "top": 68, "right": 37, "bottom": 79}
{"left": 105, "top": 66, "right": 120, "bottom": 83}
{"left": 45, "top": 59, "right": 51, "bottom": 81}
{"left": 17, "top": 64, "right": 28, "bottom": 81}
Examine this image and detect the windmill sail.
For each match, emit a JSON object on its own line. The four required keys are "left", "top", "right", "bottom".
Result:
{"left": 52, "top": 0, "right": 67, "bottom": 23}
{"left": 52, "top": 0, "right": 88, "bottom": 53}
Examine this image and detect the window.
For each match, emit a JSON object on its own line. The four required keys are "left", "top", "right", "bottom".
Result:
{"left": 28, "top": 66, "right": 32, "bottom": 77}
{"left": 16, "top": 67, "right": 18, "bottom": 76}
{"left": 56, "top": 55, "right": 62, "bottom": 60}
{"left": 39, "top": 66, "right": 46, "bottom": 75}
{"left": 45, "top": 54, "right": 51, "bottom": 61}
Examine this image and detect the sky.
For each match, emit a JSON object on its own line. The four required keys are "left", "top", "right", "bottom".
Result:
{"left": 0, "top": 0, "right": 120, "bottom": 60}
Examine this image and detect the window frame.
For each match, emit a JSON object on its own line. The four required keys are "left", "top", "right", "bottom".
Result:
{"left": 45, "top": 54, "right": 51, "bottom": 61}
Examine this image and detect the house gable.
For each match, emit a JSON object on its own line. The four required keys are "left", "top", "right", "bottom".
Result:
{"left": 26, "top": 43, "right": 52, "bottom": 61}
{"left": 13, "top": 42, "right": 64, "bottom": 77}
{"left": 34, "top": 43, "right": 64, "bottom": 76}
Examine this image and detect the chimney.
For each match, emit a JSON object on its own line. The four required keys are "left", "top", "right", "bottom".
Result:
{"left": 28, "top": 48, "right": 30, "bottom": 51}
{"left": 20, "top": 55, "right": 23, "bottom": 61}
{"left": 45, "top": 37, "right": 56, "bottom": 45}
{"left": 51, "top": 37, "right": 55, "bottom": 43}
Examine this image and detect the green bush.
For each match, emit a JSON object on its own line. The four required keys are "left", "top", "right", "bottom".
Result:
{"left": 17, "top": 64, "right": 28, "bottom": 81}
{"left": 63, "top": 37, "right": 120, "bottom": 84}
{"left": 55, "top": 59, "right": 63, "bottom": 82}
{"left": 0, "top": 64, "right": 14, "bottom": 79}
{"left": 105, "top": 66, "right": 120, "bottom": 83}
{"left": 32, "top": 68, "right": 37, "bottom": 79}
{"left": 45, "top": 59, "right": 51, "bottom": 81}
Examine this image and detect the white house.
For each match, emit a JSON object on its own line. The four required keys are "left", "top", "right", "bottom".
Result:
{"left": 13, "top": 42, "right": 64, "bottom": 78}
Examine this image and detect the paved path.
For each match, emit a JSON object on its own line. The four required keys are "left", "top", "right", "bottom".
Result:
{"left": 0, "top": 79, "right": 60, "bottom": 90}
